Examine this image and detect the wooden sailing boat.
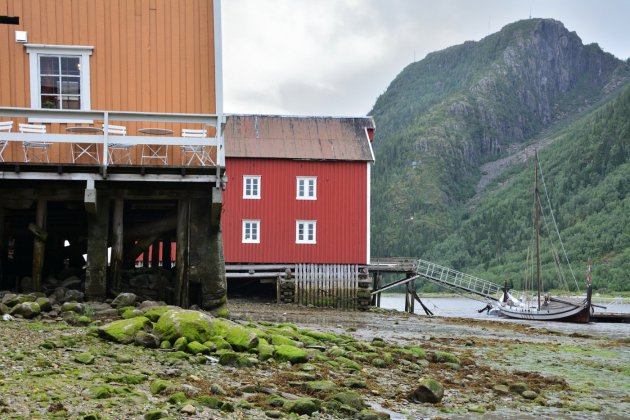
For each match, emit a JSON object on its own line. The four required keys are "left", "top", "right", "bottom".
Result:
{"left": 498, "top": 152, "right": 592, "bottom": 323}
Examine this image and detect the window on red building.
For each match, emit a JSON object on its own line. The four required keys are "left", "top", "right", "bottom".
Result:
{"left": 243, "top": 175, "right": 261, "bottom": 199}
{"left": 242, "top": 220, "right": 260, "bottom": 243}
{"left": 296, "top": 220, "right": 316, "bottom": 244}
{"left": 296, "top": 176, "right": 317, "bottom": 200}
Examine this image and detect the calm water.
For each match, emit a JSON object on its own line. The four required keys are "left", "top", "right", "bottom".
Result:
{"left": 378, "top": 294, "right": 630, "bottom": 338}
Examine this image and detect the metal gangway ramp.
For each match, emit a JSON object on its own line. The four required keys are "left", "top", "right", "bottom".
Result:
{"left": 372, "top": 258, "right": 502, "bottom": 302}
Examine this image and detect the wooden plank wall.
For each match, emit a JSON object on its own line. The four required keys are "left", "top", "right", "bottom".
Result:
{"left": 295, "top": 264, "right": 359, "bottom": 309}
{"left": 0, "top": 0, "right": 216, "bottom": 164}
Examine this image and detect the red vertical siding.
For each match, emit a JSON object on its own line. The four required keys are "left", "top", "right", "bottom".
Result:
{"left": 222, "top": 158, "right": 368, "bottom": 264}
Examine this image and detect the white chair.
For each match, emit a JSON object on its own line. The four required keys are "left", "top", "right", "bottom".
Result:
{"left": 20, "top": 123, "right": 50, "bottom": 163}
{"left": 180, "top": 128, "right": 214, "bottom": 166}
{"left": 103, "top": 124, "right": 132, "bottom": 165}
{"left": 0, "top": 121, "right": 13, "bottom": 162}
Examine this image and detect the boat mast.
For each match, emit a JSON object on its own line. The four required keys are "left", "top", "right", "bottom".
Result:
{"left": 535, "top": 151, "right": 542, "bottom": 310}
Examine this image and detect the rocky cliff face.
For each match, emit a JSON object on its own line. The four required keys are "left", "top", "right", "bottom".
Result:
{"left": 369, "top": 18, "right": 630, "bottom": 258}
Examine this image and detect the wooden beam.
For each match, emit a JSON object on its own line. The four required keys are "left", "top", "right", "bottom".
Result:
{"left": 175, "top": 199, "right": 189, "bottom": 307}
{"left": 110, "top": 198, "right": 124, "bottom": 293}
{"left": 31, "top": 199, "right": 47, "bottom": 292}
{"left": 85, "top": 194, "right": 109, "bottom": 299}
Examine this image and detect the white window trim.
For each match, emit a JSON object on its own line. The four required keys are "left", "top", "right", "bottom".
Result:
{"left": 296, "top": 220, "right": 316, "bottom": 244}
{"left": 243, "top": 175, "right": 261, "bottom": 199}
{"left": 296, "top": 176, "right": 317, "bottom": 200}
{"left": 25, "top": 44, "right": 94, "bottom": 123}
{"left": 242, "top": 220, "right": 260, "bottom": 244}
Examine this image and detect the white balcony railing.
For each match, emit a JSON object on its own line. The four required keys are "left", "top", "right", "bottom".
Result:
{"left": 0, "top": 107, "right": 224, "bottom": 176}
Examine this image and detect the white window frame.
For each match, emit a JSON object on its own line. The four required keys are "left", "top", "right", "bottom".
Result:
{"left": 296, "top": 220, "right": 316, "bottom": 244}
{"left": 243, "top": 175, "right": 261, "bottom": 199}
{"left": 25, "top": 44, "right": 93, "bottom": 123}
{"left": 242, "top": 220, "right": 260, "bottom": 244}
{"left": 296, "top": 176, "right": 317, "bottom": 200}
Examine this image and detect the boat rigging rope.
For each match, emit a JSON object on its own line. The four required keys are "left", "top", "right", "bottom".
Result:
{"left": 537, "top": 159, "right": 581, "bottom": 292}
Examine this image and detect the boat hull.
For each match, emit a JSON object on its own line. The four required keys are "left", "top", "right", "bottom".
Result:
{"left": 498, "top": 302, "right": 591, "bottom": 323}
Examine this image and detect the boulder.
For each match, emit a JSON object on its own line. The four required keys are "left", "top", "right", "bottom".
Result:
{"left": 35, "top": 297, "right": 52, "bottom": 312}
{"left": 1, "top": 293, "right": 19, "bottom": 307}
{"left": 332, "top": 391, "right": 366, "bottom": 410}
{"left": 111, "top": 292, "right": 137, "bottom": 308}
{"left": 408, "top": 378, "right": 444, "bottom": 403}
{"left": 61, "top": 302, "right": 84, "bottom": 314}
{"left": 223, "top": 325, "right": 259, "bottom": 351}
{"left": 305, "top": 380, "right": 338, "bottom": 393}
{"left": 10, "top": 302, "right": 41, "bottom": 318}
{"left": 153, "top": 309, "right": 215, "bottom": 343}
{"left": 522, "top": 390, "right": 538, "bottom": 400}
{"left": 98, "top": 316, "right": 152, "bottom": 344}
{"left": 134, "top": 331, "right": 160, "bottom": 348}
{"left": 274, "top": 344, "right": 309, "bottom": 364}
{"left": 283, "top": 398, "right": 320, "bottom": 415}
{"left": 74, "top": 352, "right": 95, "bottom": 364}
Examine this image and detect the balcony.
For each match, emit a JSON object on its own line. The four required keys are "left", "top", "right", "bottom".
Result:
{"left": 0, "top": 107, "right": 224, "bottom": 183}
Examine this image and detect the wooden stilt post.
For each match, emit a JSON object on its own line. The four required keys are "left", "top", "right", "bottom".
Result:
{"left": 163, "top": 239, "right": 172, "bottom": 269}
{"left": 86, "top": 194, "right": 109, "bottom": 299}
{"left": 408, "top": 278, "right": 415, "bottom": 314}
{"left": 151, "top": 240, "right": 160, "bottom": 269}
{"left": 31, "top": 198, "right": 47, "bottom": 292}
{"left": 142, "top": 250, "right": 149, "bottom": 268}
{"left": 110, "top": 198, "right": 124, "bottom": 294}
{"left": 175, "top": 199, "right": 189, "bottom": 307}
{"left": 0, "top": 207, "right": 4, "bottom": 288}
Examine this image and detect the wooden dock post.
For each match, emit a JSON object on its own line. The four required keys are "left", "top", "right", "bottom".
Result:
{"left": 175, "top": 199, "right": 190, "bottom": 307}
{"left": 31, "top": 198, "right": 47, "bottom": 292}
{"left": 163, "top": 239, "right": 172, "bottom": 269}
{"left": 202, "top": 187, "right": 227, "bottom": 311}
{"left": 110, "top": 198, "right": 124, "bottom": 293}
{"left": 85, "top": 194, "right": 109, "bottom": 299}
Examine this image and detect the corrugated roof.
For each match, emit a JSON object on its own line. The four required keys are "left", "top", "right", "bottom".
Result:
{"left": 224, "top": 115, "right": 375, "bottom": 162}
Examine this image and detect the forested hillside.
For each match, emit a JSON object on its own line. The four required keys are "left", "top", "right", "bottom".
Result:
{"left": 369, "top": 18, "right": 630, "bottom": 291}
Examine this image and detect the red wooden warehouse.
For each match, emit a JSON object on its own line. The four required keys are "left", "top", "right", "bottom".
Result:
{"left": 222, "top": 115, "right": 375, "bottom": 308}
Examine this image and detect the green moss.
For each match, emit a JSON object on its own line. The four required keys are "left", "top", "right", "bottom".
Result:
{"left": 206, "top": 335, "right": 232, "bottom": 350}
{"left": 432, "top": 351, "right": 460, "bottom": 364}
{"left": 104, "top": 374, "right": 147, "bottom": 384}
{"left": 187, "top": 341, "right": 210, "bottom": 355}
{"left": 300, "top": 329, "right": 340, "bottom": 343}
{"left": 86, "top": 384, "right": 115, "bottom": 399}
{"left": 305, "top": 380, "right": 338, "bottom": 393}
{"left": 197, "top": 395, "right": 224, "bottom": 409}
{"left": 74, "top": 352, "right": 95, "bottom": 365}
{"left": 274, "top": 344, "right": 309, "bottom": 364}
{"left": 270, "top": 334, "right": 299, "bottom": 347}
{"left": 142, "top": 306, "right": 173, "bottom": 322}
{"left": 153, "top": 309, "right": 216, "bottom": 343}
{"left": 121, "top": 308, "right": 143, "bottom": 319}
{"left": 160, "top": 340, "right": 171, "bottom": 349}
{"left": 173, "top": 336, "right": 188, "bottom": 352}
{"left": 98, "top": 317, "right": 152, "bottom": 344}
{"left": 168, "top": 392, "right": 187, "bottom": 404}
{"left": 218, "top": 351, "right": 240, "bottom": 366}
{"left": 283, "top": 397, "right": 320, "bottom": 415}
{"left": 144, "top": 408, "right": 168, "bottom": 420}
{"left": 223, "top": 325, "right": 259, "bottom": 351}
{"left": 277, "top": 323, "right": 298, "bottom": 330}
{"left": 257, "top": 338, "right": 275, "bottom": 361}
{"left": 332, "top": 391, "right": 365, "bottom": 410}
{"left": 149, "top": 379, "right": 172, "bottom": 395}
{"left": 335, "top": 356, "right": 362, "bottom": 371}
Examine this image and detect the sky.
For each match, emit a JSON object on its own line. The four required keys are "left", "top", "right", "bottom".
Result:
{"left": 222, "top": 0, "right": 630, "bottom": 117}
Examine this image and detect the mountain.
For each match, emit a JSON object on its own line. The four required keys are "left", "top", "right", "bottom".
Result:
{"left": 369, "top": 18, "right": 630, "bottom": 290}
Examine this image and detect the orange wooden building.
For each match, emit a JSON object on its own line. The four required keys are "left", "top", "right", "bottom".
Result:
{"left": 0, "top": 0, "right": 226, "bottom": 310}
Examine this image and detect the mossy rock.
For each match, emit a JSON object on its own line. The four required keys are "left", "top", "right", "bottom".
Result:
{"left": 197, "top": 395, "right": 224, "bottom": 409}
{"left": 278, "top": 323, "right": 298, "bottom": 330}
{"left": 35, "top": 297, "right": 52, "bottom": 312}
{"left": 522, "top": 390, "right": 538, "bottom": 400}
{"left": 173, "top": 336, "right": 188, "bottom": 352}
{"left": 121, "top": 308, "right": 144, "bottom": 319}
{"left": 223, "top": 325, "right": 259, "bottom": 351}
{"left": 274, "top": 344, "right": 309, "bottom": 364}
{"left": 160, "top": 340, "right": 172, "bottom": 349}
{"left": 327, "top": 346, "right": 346, "bottom": 358}
{"left": 270, "top": 334, "right": 299, "bottom": 347}
{"left": 167, "top": 351, "right": 190, "bottom": 360}
{"left": 135, "top": 331, "right": 160, "bottom": 348}
{"left": 332, "top": 391, "right": 366, "bottom": 410}
{"left": 301, "top": 329, "right": 340, "bottom": 343}
{"left": 142, "top": 306, "right": 177, "bottom": 322}
{"left": 206, "top": 335, "right": 232, "bottom": 350}
{"left": 10, "top": 301, "right": 41, "bottom": 318}
{"left": 257, "top": 339, "right": 275, "bottom": 361}
{"left": 357, "top": 409, "right": 390, "bottom": 419}
{"left": 187, "top": 341, "right": 210, "bottom": 355}
{"left": 305, "top": 380, "right": 338, "bottom": 393}
{"left": 149, "top": 379, "right": 172, "bottom": 395}
{"left": 432, "top": 351, "right": 460, "bottom": 364}
{"left": 218, "top": 351, "right": 240, "bottom": 366}
{"left": 509, "top": 382, "right": 529, "bottom": 394}
{"left": 168, "top": 392, "right": 187, "bottom": 404}
{"left": 144, "top": 409, "right": 168, "bottom": 420}
{"left": 153, "top": 309, "right": 216, "bottom": 343}
{"left": 335, "top": 356, "right": 362, "bottom": 371}
{"left": 61, "top": 302, "right": 84, "bottom": 314}
{"left": 371, "top": 358, "right": 387, "bottom": 368}
{"left": 98, "top": 317, "right": 152, "bottom": 344}
{"left": 493, "top": 384, "right": 510, "bottom": 395}
{"left": 408, "top": 378, "right": 444, "bottom": 403}
{"left": 85, "top": 384, "right": 115, "bottom": 399}
{"left": 74, "top": 352, "right": 95, "bottom": 364}
{"left": 106, "top": 373, "right": 147, "bottom": 384}
{"left": 407, "top": 346, "right": 427, "bottom": 359}
{"left": 283, "top": 397, "right": 321, "bottom": 415}
{"left": 345, "top": 378, "right": 367, "bottom": 389}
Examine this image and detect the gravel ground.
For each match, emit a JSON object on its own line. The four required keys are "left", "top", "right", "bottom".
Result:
{"left": 0, "top": 299, "right": 628, "bottom": 419}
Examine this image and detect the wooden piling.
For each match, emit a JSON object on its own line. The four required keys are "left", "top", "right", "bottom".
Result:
{"left": 0, "top": 207, "right": 4, "bottom": 288}
{"left": 151, "top": 240, "right": 160, "bottom": 269}
{"left": 85, "top": 195, "right": 109, "bottom": 299}
{"left": 163, "top": 239, "right": 172, "bottom": 269}
{"left": 31, "top": 199, "right": 47, "bottom": 291}
{"left": 110, "top": 198, "right": 124, "bottom": 293}
{"left": 175, "top": 199, "right": 189, "bottom": 307}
